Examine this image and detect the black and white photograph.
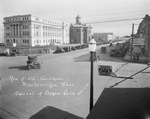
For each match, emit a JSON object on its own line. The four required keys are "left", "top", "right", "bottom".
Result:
{"left": 0, "top": 0, "right": 150, "bottom": 119}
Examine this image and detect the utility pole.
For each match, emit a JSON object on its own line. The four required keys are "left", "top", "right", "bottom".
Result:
{"left": 131, "top": 23, "right": 134, "bottom": 60}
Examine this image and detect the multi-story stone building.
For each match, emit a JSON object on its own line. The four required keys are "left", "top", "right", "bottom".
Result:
{"left": 135, "top": 14, "right": 150, "bottom": 52}
{"left": 3, "top": 14, "right": 69, "bottom": 47}
{"left": 70, "top": 15, "right": 92, "bottom": 44}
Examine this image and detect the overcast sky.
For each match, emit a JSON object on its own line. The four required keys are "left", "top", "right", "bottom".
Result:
{"left": 0, "top": 0, "right": 150, "bottom": 40}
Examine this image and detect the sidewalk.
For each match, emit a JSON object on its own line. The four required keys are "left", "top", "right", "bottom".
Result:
{"left": 123, "top": 51, "right": 149, "bottom": 64}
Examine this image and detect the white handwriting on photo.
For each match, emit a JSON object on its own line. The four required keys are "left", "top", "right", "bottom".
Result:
{"left": 9, "top": 76, "right": 89, "bottom": 97}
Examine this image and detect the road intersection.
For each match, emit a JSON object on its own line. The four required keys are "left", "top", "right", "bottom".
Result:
{"left": 0, "top": 44, "right": 150, "bottom": 119}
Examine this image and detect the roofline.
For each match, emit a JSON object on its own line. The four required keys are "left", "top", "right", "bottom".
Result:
{"left": 3, "top": 14, "right": 70, "bottom": 24}
{"left": 4, "top": 14, "right": 31, "bottom": 19}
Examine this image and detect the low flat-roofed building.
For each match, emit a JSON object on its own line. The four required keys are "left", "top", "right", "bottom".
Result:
{"left": 93, "top": 32, "right": 113, "bottom": 43}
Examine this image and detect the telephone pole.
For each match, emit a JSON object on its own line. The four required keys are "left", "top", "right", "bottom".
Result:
{"left": 131, "top": 23, "right": 134, "bottom": 60}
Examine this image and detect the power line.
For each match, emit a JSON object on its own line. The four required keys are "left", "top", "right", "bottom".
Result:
{"left": 85, "top": 17, "right": 143, "bottom": 24}
{"left": 110, "top": 65, "right": 150, "bottom": 88}
{"left": 82, "top": 10, "right": 150, "bottom": 18}
{"left": 55, "top": 9, "right": 149, "bottom": 20}
{"left": 93, "top": 24, "right": 137, "bottom": 28}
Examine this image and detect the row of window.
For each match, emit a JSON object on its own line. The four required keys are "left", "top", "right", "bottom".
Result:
{"left": 23, "top": 31, "right": 30, "bottom": 36}
{"left": 5, "top": 17, "right": 29, "bottom": 22}
{"left": 5, "top": 39, "right": 29, "bottom": 44}
{"left": 5, "top": 31, "right": 29, "bottom": 37}
{"left": 42, "top": 20, "right": 62, "bottom": 26}
{"left": 43, "top": 26, "right": 62, "bottom": 31}
{"left": 34, "top": 31, "right": 62, "bottom": 37}
{"left": 5, "top": 39, "right": 19, "bottom": 43}
{"left": 34, "top": 17, "right": 62, "bottom": 26}
{"left": 43, "top": 32, "right": 62, "bottom": 37}
{"left": 6, "top": 27, "right": 10, "bottom": 30}
{"left": 23, "top": 39, "right": 29, "bottom": 43}
{"left": 34, "top": 24, "right": 62, "bottom": 31}
{"left": 34, "top": 39, "right": 61, "bottom": 44}
{"left": 23, "top": 25, "right": 29, "bottom": 29}
{"left": 5, "top": 38, "right": 62, "bottom": 45}
{"left": 6, "top": 33, "right": 10, "bottom": 36}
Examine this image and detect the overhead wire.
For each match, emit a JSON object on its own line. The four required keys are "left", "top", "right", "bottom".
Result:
{"left": 55, "top": 9, "right": 150, "bottom": 20}
{"left": 104, "top": 62, "right": 129, "bottom": 88}
{"left": 85, "top": 18, "right": 143, "bottom": 24}
{"left": 110, "top": 65, "right": 150, "bottom": 88}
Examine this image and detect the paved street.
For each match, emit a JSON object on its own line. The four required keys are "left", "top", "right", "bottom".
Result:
{"left": 0, "top": 44, "right": 150, "bottom": 119}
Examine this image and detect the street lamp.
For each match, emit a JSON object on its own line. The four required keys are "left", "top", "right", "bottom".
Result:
{"left": 131, "top": 23, "right": 138, "bottom": 60}
{"left": 130, "top": 23, "right": 134, "bottom": 60}
{"left": 89, "top": 38, "right": 97, "bottom": 112}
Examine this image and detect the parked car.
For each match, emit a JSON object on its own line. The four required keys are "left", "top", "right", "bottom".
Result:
{"left": 53, "top": 48, "right": 65, "bottom": 54}
{"left": 101, "top": 47, "right": 107, "bottom": 53}
{"left": 27, "top": 55, "right": 41, "bottom": 70}
{"left": 0, "top": 48, "right": 16, "bottom": 56}
{"left": 0, "top": 43, "right": 5, "bottom": 46}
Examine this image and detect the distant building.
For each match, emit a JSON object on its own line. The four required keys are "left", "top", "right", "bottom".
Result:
{"left": 70, "top": 15, "right": 92, "bottom": 44}
{"left": 124, "top": 36, "right": 130, "bottom": 41}
{"left": 3, "top": 14, "right": 69, "bottom": 47}
{"left": 93, "top": 32, "right": 113, "bottom": 43}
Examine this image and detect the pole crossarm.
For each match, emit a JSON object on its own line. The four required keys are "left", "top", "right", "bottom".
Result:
{"left": 110, "top": 65, "right": 150, "bottom": 88}
{"left": 112, "top": 75, "right": 133, "bottom": 79}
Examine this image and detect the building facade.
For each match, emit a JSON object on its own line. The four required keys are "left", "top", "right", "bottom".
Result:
{"left": 135, "top": 14, "right": 150, "bottom": 52}
{"left": 3, "top": 14, "right": 69, "bottom": 47}
{"left": 70, "top": 15, "right": 92, "bottom": 44}
{"left": 93, "top": 32, "right": 113, "bottom": 43}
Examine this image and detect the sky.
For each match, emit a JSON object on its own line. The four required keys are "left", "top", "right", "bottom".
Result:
{"left": 0, "top": 0, "right": 150, "bottom": 41}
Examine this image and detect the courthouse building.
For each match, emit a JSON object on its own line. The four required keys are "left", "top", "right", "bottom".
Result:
{"left": 3, "top": 14, "right": 70, "bottom": 47}
{"left": 70, "top": 15, "right": 92, "bottom": 44}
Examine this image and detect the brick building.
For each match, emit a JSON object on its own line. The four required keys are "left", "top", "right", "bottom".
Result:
{"left": 70, "top": 15, "right": 92, "bottom": 44}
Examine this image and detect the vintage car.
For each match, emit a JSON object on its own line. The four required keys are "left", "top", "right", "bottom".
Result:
{"left": 27, "top": 55, "right": 40, "bottom": 70}
{"left": 101, "top": 47, "right": 107, "bottom": 53}
{"left": 0, "top": 48, "right": 16, "bottom": 56}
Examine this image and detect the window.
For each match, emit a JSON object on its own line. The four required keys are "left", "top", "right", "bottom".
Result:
{"left": 36, "top": 31, "right": 38, "bottom": 36}
{"left": 27, "top": 31, "right": 29, "bottom": 36}
{"left": 6, "top": 27, "right": 10, "bottom": 30}
{"left": 6, "top": 33, "right": 10, "bottom": 36}
{"left": 23, "top": 25, "right": 29, "bottom": 29}
{"left": 23, "top": 39, "right": 29, "bottom": 43}
{"left": 6, "top": 39, "right": 9, "bottom": 43}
